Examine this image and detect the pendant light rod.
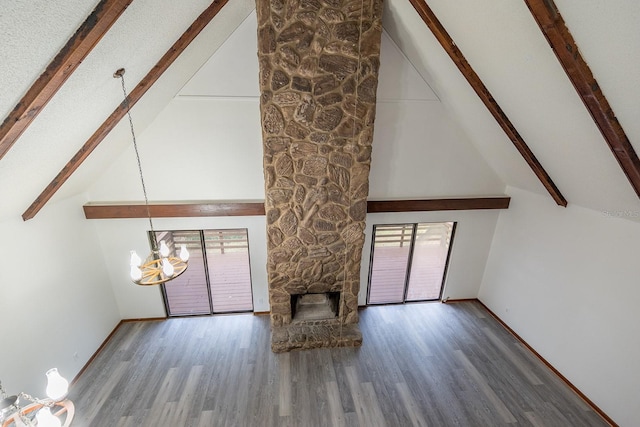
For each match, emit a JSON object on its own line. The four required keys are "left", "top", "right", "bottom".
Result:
{"left": 115, "top": 68, "right": 189, "bottom": 285}
{"left": 114, "top": 68, "right": 158, "bottom": 252}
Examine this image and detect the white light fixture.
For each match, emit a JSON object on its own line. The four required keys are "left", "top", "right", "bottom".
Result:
{"left": 159, "top": 240, "right": 170, "bottom": 258}
{"left": 0, "top": 369, "right": 74, "bottom": 426}
{"left": 162, "top": 258, "right": 175, "bottom": 277}
{"left": 45, "top": 369, "right": 68, "bottom": 402}
{"left": 36, "top": 407, "right": 62, "bottom": 427}
{"left": 129, "top": 250, "right": 142, "bottom": 268}
{"left": 179, "top": 244, "right": 190, "bottom": 262}
{"left": 114, "top": 68, "right": 189, "bottom": 286}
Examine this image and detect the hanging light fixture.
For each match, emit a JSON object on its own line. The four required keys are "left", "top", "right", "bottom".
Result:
{"left": 0, "top": 369, "right": 73, "bottom": 426}
{"left": 114, "top": 68, "right": 189, "bottom": 286}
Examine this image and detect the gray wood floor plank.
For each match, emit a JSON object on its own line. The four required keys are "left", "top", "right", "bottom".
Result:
{"left": 196, "top": 410, "right": 214, "bottom": 427}
{"left": 396, "top": 381, "right": 429, "bottom": 427}
{"left": 326, "top": 380, "right": 346, "bottom": 427}
{"left": 69, "top": 303, "right": 609, "bottom": 427}
{"left": 456, "top": 348, "right": 517, "bottom": 423}
{"left": 525, "top": 411, "right": 544, "bottom": 427}
{"left": 361, "top": 382, "right": 386, "bottom": 427}
{"left": 278, "top": 352, "right": 292, "bottom": 417}
{"left": 483, "top": 327, "right": 544, "bottom": 385}
{"left": 344, "top": 365, "right": 375, "bottom": 427}
{"left": 76, "top": 360, "right": 130, "bottom": 425}
{"left": 173, "top": 365, "right": 203, "bottom": 426}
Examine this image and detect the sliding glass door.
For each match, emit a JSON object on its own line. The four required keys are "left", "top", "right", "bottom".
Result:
{"left": 367, "top": 222, "right": 455, "bottom": 305}
{"left": 154, "top": 229, "right": 254, "bottom": 317}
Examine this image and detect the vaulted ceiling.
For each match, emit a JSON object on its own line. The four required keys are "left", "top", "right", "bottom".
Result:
{"left": 1, "top": 0, "right": 639, "bottom": 221}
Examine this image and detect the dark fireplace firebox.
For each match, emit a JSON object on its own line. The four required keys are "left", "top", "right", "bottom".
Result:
{"left": 291, "top": 292, "right": 340, "bottom": 322}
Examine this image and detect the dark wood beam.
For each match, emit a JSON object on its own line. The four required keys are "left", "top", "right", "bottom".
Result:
{"left": 0, "top": 0, "right": 132, "bottom": 161}
{"left": 83, "top": 197, "right": 510, "bottom": 219}
{"left": 524, "top": 0, "right": 640, "bottom": 200}
{"left": 408, "top": 0, "right": 567, "bottom": 207}
{"left": 366, "top": 197, "right": 510, "bottom": 213}
{"left": 83, "top": 202, "right": 266, "bottom": 219}
{"left": 23, "top": 0, "right": 230, "bottom": 221}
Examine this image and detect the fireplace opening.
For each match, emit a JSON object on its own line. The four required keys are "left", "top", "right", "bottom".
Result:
{"left": 291, "top": 292, "right": 340, "bottom": 322}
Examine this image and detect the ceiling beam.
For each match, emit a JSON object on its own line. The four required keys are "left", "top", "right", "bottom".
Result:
{"left": 23, "top": 0, "right": 230, "bottom": 221}
{"left": 84, "top": 201, "right": 266, "bottom": 219}
{"left": 524, "top": 0, "right": 640, "bottom": 200}
{"left": 367, "top": 197, "right": 511, "bottom": 213}
{"left": 83, "top": 197, "right": 511, "bottom": 219}
{"left": 0, "top": 0, "right": 133, "bottom": 161}
{"left": 408, "top": 0, "right": 567, "bottom": 207}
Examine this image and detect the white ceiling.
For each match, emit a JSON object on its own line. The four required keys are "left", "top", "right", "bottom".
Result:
{"left": 384, "top": 0, "right": 640, "bottom": 218}
{"left": 1, "top": 0, "right": 639, "bottom": 221}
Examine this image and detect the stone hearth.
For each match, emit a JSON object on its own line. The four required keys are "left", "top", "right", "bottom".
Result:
{"left": 256, "top": 0, "right": 383, "bottom": 352}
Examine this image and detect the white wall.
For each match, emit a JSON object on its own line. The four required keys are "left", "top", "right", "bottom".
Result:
{"left": 87, "top": 11, "right": 506, "bottom": 319}
{"left": 88, "top": 99, "right": 265, "bottom": 202}
{"left": 479, "top": 186, "right": 640, "bottom": 426}
{"left": 0, "top": 195, "right": 119, "bottom": 395}
{"left": 369, "top": 100, "right": 504, "bottom": 198}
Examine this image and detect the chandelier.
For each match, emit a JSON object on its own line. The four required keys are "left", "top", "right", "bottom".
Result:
{"left": 114, "top": 68, "right": 189, "bottom": 286}
{"left": 0, "top": 369, "right": 73, "bottom": 427}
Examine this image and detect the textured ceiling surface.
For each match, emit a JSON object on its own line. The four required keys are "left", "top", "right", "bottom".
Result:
{"left": 0, "top": 0, "right": 254, "bottom": 220}
{"left": 1, "top": 0, "right": 639, "bottom": 221}
{"left": 0, "top": 0, "right": 98, "bottom": 118}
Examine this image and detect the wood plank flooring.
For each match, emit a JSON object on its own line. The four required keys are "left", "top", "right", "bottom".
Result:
{"left": 69, "top": 302, "right": 609, "bottom": 426}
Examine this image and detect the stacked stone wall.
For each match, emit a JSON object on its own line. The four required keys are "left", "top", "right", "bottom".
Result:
{"left": 256, "top": 0, "right": 383, "bottom": 352}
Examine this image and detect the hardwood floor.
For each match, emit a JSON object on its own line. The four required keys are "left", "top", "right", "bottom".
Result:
{"left": 69, "top": 302, "right": 609, "bottom": 426}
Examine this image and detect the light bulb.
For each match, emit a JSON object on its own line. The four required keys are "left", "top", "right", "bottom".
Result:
{"left": 130, "top": 250, "right": 142, "bottom": 267}
{"left": 45, "top": 368, "right": 68, "bottom": 401}
{"left": 162, "top": 258, "right": 174, "bottom": 277}
{"left": 179, "top": 244, "right": 190, "bottom": 262}
{"left": 159, "top": 240, "right": 170, "bottom": 258}
{"left": 130, "top": 265, "right": 143, "bottom": 282}
{"left": 35, "top": 407, "right": 62, "bottom": 427}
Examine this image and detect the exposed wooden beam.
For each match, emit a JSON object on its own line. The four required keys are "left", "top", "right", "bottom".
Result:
{"left": 524, "top": 0, "right": 640, "bottom": 200}
{"left": 408, "top": 0, "right": 567, "bottom": 207}
{"left": 83, "top": 197, "right": 510, "bottom": 219}
{"left": 23, "top": 0, "right": 230, "bottom": 221}
{"left": 366, "top": 197, "right": 511, "bottom": 213}
{"left": 83, "top": 202, "right": 266, "bottom": 219}
{"left": 0, "top": 0, "right": 132, "bottom": 161}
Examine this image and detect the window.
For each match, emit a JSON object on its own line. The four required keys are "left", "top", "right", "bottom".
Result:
{"left": 153, "top": 229, "right": 254, "bottom": 316}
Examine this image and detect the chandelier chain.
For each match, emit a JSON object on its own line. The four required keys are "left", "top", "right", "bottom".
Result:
{"left": 116, "top": 71, "right": 157, "bottom": 248}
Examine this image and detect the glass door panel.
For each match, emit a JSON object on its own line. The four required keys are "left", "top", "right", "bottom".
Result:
{"left": 204, "top": 229, "right": 254, "bottom": 313}
{"left": 405, "top": 222, "right": 454, "bottom": 301}
{"left": 367, "top": 224, "right": 413, "bottom": 304}
{"left": 157, "top": 231, "right": 212, "bottom": 316}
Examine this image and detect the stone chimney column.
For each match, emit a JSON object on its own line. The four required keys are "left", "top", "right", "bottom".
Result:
{"left": 256, "top": 0, "right": 383, "bottom": 352}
